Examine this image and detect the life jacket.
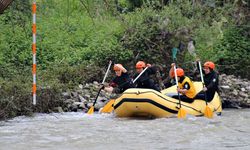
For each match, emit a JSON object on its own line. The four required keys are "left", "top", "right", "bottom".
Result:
{"left": 178, "top": 76, "right": 196, "bottom": 98}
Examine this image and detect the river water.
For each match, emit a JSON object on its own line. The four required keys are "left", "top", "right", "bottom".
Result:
{"left": 0, "top": 109, "right": 250, "bottom": 150}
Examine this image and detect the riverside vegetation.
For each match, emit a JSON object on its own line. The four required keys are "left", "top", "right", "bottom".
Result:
{"left": 0, "top": 0, "right": 249, "bottom": 120}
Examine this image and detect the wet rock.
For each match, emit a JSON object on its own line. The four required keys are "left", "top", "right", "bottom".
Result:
{"left": 220, "top": 85, "right": 230, "bottom": 90}
{"left": 241, "top": 88, "right": 246, "bottom": 92}
{"left": 219, "top": 74, "right": 250, "bottom": 108}
{"left": 79, "top": 84, "right": 83, "bottom": 89}
{"left": 65, "top": 99, "right": 75, "bottom": 104}
{"left": 73, "top": 102, "right": 86, "bottom": 109}
{"left": 53, "top": 107, "right": 63, "bottom": 113}
{"left": 222, "top": 100, "right": 241, "bottom": 109}
{"left": 97, "top": 96, "right": 108, "bottom": 102}
{"left": 63, "top": 107, "right": 69, "bottom": 112}
{"left": 93, "top": 81, "right": 99, "bottom": 85}
{"left": 70, "top": 104, "right": 78, "bottom": 112}
{"left": 71, "top": 92, "right": 78, "bottom": 98}
{"left": 239, "top": 92, "right": 248, "bottom": 98}
{"left": 84, "top": 83, "right": 90, "bottom": 89}
{"left": 87, "top": 102, "right": 93, "bottom": 108}
{"left": 78, "top": 95, "right": 87, "bottom": 102}
{"left": 76, "top": 90, "right": 83, "bottom": 95}
{"left": 62, "top": 92, "right": 71, "bottom": 99}
{"left": 246, "top": 86, "right": 250, "bottom": 91}
{"left": 232, "top": 89, "right": 238, "bottom": 96}
{"left": 95, "top": 101, "right": 106, "bottom": 110}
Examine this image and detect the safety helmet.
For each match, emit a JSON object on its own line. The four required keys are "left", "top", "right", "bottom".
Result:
{"left": 176, "top": 68, "right": 184, "bottom": 77}
{"left": 204, "top": 61, "right": 215, "bottom": 70}
{"left": 113, "top": 64, "right": 123, "bottom": 71}
{"left": 136, "top": 61, "right": 146, "bottom": 69}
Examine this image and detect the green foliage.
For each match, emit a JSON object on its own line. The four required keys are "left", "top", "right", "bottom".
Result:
{"left": 212, "top": 27, "right": 250, "bottom": 78}
{"left": 120, "top": 6, "right": 190, "bottom": 66}
{"left": 0, "top": 78, "right": 65, "bottom": 120}
{"left": 0, "top": 77, "right": 32, "bottom": 119}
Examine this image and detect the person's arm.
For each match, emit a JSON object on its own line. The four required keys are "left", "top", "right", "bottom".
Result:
{"left": 147, "top": 65, "right": 157, "bottom": 75}
{"left": 177, "top": 82, "right": 190, "bottom": 94}
{"left": 169, "top": 63, "right": 175, "bottom": 78}
{"left": 102, "top": 79, "right": 117, "bottom": 93}
{"left": 117, "top": 64, "right": 127, "bottom": 73}
{"left": 205, "top": 72, "right": 218, "bottom": 91}
{"left": 104, "top": 86, "right": 114, "bottom": 93}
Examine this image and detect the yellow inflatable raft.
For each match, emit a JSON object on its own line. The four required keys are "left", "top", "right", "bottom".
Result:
{"left": 113, "top": 82, "right": 222, "bottom": 118}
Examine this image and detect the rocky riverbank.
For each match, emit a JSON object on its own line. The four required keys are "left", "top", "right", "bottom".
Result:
{"left": 220, "top": 74, "right": 250, "bottom": 108}
{"left": 57, "top": 74, "right": 250, "bottom": 113}
{"left": 58, "top": 81, "right": 112, "bottom": 113}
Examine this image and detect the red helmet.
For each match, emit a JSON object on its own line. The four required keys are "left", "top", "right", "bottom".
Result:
{"left": 204, "top": 61, "right": 215, "bottom": 70}
{"left": 136, "top": 61, "right": 146, "bottom": 69}
{"left": 176, "top": 68, "right": 184, "bottom": 77}
{"left": 113, "top": 64, "right": 123, "bottom": 71}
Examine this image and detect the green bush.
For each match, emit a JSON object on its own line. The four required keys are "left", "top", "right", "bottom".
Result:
{"left": 213, "top": 27, "right": 250, "bottom": 78}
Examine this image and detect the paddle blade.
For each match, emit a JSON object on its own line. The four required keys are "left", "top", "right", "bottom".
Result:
{"left": 204, "top": 106, "right": 213, "bottom": 119}
{"left": 177, "top": 108, "right": 187, "bottom": 119}
{"left": 87, "top": 106, "right": 94, "bottom": 114}
{"left": 101, "top": 99, "right": 115, "bottom": 113}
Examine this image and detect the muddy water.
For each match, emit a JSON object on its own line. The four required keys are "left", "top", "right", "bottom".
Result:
{"left": 0, "top": 109, "right": 250, "bottom": 150}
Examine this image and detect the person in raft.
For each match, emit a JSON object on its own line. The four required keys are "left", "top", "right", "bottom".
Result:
{"left": 103, "top": 64, "right": 135, "bottom": 94}
{"left": 194, "top": 61, "right": 219, "bottom": 102}
{"left": 163, "top": 63, "right": 177, "bottom": 88}
{"left": 133, "top": 61, "right": 160, "bottom": 91}
{"left": 171, "top": 66, "right": 196, "bottom": 103}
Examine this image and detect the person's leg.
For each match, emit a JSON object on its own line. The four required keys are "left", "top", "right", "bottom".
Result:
{"left": 194, "top": 91, "right": 214, "bottom": 102}
{"left": 179, "top": 95, "right": 194, "bottom": 103}
{"left": 205, "top": 91, "right": 215, "bottom": 102}
{"left": 194, "top": 93, "right": 205, "bottom": 100}
{"left": 172, "top": 95, "right": 194, "bottom": 103}
{"left": 172, "top": 95, "right": 179, "bottom": 99}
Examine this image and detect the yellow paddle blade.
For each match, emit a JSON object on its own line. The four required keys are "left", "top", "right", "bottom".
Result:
{"left": 87, "top": 106, "right": 94, "bottom": 114}
{"left": 101, "top": 99, "right": 115, "bottom": 113}
{"left": 177, "top": 108, "right": 187, "bottom": 119}
{"left": 204, "top": 106, "right": 213, "bottom": 119}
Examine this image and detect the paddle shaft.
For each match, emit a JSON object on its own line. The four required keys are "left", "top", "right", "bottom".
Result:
{"left": 133, "top": 67, "right": 149, "bottom": 84}
{"left": 92, "top": 61, "right": 112, "bottom": 107}
{"left": 173, "top": 64, "right": 182, "bottom": 107}
{"left": 102, "top": 60, "right": 112, "bottom": 84}
{"left": 92, "top": 87, "right": 103, "bottom": 106}
{"left": 198, "top": 61, "right": 208, "bottom": 105}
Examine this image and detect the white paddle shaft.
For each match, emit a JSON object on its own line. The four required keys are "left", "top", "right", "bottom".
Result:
{"left": 133, "top": 67, "right": 149, "bottom": 83}
{"left": 102, "top": 60, "right": 112, "bottom": 84}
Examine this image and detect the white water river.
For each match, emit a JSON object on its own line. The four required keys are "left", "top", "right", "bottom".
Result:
{"left": 0, "top": 109, "right": 250, "bottom": 150}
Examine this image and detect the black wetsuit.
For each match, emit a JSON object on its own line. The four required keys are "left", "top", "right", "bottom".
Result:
{"left": 133, "top": 66, "right": 160, "bottom": 91}
{"left": 195, "top": 70, "right": 219, "bottom": 102}
{"left": 110, "top": 72, "right": 135, "bottom": 93}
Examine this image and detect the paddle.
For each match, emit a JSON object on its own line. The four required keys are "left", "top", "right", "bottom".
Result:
{"left": 100, "top": 99, "right": 115, "bottom": 113}
{"left": 173, "top": 64, "right": 187, "bottom": 119}
{"left": 87, "top": 60, "right": 112, "bottom": 114}
{"left": 100, "top": 67, "right": 149, "bottom": 113}
{"left": 198, "top": 61, "right": 213, "bottom": 118}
